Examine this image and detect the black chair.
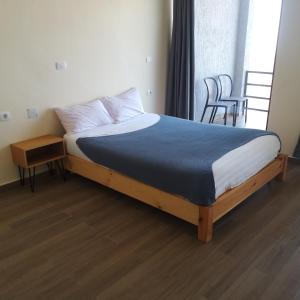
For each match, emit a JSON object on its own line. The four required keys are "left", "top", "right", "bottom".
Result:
{"left": 217, "top": 74, "right": 248, "bottom": 126}
{"left": 201, "top": 77, "right": 236, "bottom": 126}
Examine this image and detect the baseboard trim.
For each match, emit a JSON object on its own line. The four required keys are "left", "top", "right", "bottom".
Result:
{"left": 0, "top": 170, "right": 49, "bottom": 192}
{"left": 0, "top": 178, "right": 22, "bottom": 192}
{"left": 289, "top": 157, "right": 300, "bottom": 164}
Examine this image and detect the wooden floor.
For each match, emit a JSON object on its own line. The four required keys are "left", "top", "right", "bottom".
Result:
{"left": 0, "top": 161, "right": 300, "bottom": 300}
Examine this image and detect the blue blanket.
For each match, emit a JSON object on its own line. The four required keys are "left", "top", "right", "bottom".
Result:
{"left": 76, "top": 115, "right": 279, "bottom": 206}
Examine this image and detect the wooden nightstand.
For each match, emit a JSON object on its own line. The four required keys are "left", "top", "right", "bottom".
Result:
{"left": 11, "top": 135, "right": 66, "bottom": 192}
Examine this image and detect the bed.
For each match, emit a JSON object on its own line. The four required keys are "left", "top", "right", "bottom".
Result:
{"left": 63, "top": 113, "right": 287, "bottom": 242}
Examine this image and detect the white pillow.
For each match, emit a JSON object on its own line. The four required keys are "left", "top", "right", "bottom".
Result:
{"left": 102, "top": 88, "right": 145, "bottom": 123}
{"left": 55, "top": 100, "right": 113, "bottom": 134}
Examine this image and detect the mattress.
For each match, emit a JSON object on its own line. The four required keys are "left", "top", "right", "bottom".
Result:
{"left": 64, "top": 113, "right": 281, "bottom": 199}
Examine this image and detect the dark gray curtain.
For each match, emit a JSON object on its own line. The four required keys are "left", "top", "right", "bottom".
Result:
{"left": 294, "top": 136, "right": 300, "bottom": 158}
{"left": 166, "top": 0, "right": 195, "bottom": 120}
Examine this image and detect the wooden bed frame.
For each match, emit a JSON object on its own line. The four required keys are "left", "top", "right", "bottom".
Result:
{"left": 65, "top": 154, "right": 288, "bottom": 242}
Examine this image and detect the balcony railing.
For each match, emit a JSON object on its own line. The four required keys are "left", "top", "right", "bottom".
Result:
{"left": 243, "top": 70, "right": 273, "bottom": 113}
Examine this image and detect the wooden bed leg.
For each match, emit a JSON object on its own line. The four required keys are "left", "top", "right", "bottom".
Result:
{"left": 198, "top": 207, "right": 213, "bottom": 242}
{"left": 276, "top": 155, "right": 288, "bottom": 182}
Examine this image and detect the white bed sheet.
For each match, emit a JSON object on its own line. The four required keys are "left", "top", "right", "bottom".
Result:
{"left": 64, "top": 113, "right": 281, "bottom": 199}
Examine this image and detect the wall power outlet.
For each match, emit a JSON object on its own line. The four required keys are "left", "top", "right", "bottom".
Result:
{"left": 26, "top": 108, "right": 39, "bottom": 119}
{"left": 0, "top": 112, "right": 11, "bottom": 121}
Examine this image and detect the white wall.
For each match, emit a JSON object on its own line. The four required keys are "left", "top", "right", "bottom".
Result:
{"left": 268, "top": 0, "right": 300, "bottom": 155}
{"left": 0, "top": 0, "right": 171, "bottom": 185}
{"left": 194, "top": 0, "right": 241, "bottom": 119}
{"left": 232, "top": 0, "right": 250, "bottom": 97}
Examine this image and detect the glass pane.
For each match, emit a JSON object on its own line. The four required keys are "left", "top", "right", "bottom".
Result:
{"left": 247, "top": 98, "right": 270, "bottom": 111}
{"left": 247, "top": 72, "right": 273, "bottom": 85}
{"left": 245, "top": 110, "right": 268, "bottom": 130}
{"left": 246, "top": 85, "right": 271, "bottom": 98}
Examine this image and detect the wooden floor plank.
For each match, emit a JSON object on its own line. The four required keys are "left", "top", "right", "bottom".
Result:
{"left": 0, "top": 161, "right": 299, "bottom": 299}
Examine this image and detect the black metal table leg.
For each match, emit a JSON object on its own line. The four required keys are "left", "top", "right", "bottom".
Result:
{"left": 47, "top": 161, "right": 55, "bottom": 175}
{"left": 18, "top": 166, "right": 25, "bottom": 186}
{"left": 55, "top": 159, "right": 66, "bottom": 181}
{"left": 28, "top": 167, "right": 36, "bottom": 192}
